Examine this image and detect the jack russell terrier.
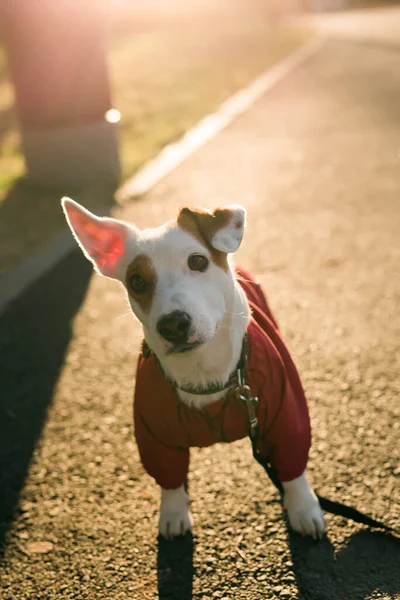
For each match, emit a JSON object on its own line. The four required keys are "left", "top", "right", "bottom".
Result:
{"left": 62, "top": 199, "right": 325, "bottom": 541}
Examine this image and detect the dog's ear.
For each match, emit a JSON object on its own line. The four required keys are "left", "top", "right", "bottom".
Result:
{"left": 61, "top": 197, "right": 135, "bottom": 280}
{"left": 210, "top": 205, "right": 247, "bottom": 252}
{"left": 178, "top": 205, "right": 246, "bottom": 254}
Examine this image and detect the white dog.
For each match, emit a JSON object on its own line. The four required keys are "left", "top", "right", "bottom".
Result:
{"left": 62, "top": 198, "right": 325, "bottom": 540}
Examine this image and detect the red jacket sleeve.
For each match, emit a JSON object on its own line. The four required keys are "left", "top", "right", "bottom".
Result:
{"left": 259, "top": 371, "right": 311, "bottom": 482}
{"left": 134, "top": 400, "right": 190, "bottom": 490}
{"left": 250, "top": 303, "right": 311, "bottom": 482}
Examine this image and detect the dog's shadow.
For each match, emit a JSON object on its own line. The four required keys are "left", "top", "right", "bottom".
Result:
{"left": 288, "top": 527, "right": 400, "bottom": 600}
{"left": 155, "top": 525, "right": 400, "bottom": 600}
{"left": 157, "top": 533, "right": 194, "bottom": 600}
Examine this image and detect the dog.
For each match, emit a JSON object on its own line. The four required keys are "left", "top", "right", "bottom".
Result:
{"left": 62, "top": 198, "right": 325, "bottom": 540}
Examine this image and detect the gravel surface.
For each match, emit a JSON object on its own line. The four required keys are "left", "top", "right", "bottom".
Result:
{"left": 1, "top": 22, "right": 400, "bottom": 600}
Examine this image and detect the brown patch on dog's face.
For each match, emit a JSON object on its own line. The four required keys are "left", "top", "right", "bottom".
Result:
{"left": 177, "top": 207, "right": 233, "bottom": 271}
{"left": 125, "top": 254, "right": 157, "bottom": 313}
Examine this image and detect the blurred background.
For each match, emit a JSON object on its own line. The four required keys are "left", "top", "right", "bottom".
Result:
{"left": 0, "top": 0, "right": 386, "bottom": 276}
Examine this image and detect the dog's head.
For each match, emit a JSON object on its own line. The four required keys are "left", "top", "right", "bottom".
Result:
{"left": 62, "top": 199, "right": 246, "bottom": 357}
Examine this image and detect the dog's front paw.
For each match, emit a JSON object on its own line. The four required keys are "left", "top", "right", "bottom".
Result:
{"left": 159, "top": 506, "right": 193, "bottom": 538}
{"left": 159, "top": 485, "right": 193, "bottom": 539}
{"left": 283, "top": 473, "right": 325, "bottom": 540}
{"left": 286, "top": 499, "right": 325, "bottom": 540}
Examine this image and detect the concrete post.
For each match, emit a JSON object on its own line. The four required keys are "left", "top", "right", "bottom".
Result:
{"left": 3, "top": 0, "right": 120, "bottom": 186}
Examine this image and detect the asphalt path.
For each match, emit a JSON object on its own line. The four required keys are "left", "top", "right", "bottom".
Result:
{"left": 1, "top": 17, "right": 400, "bottom": 600}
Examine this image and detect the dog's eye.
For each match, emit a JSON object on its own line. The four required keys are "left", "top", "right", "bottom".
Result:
{"left": 129, "top": 274, "right": 148, "bottom": 294}
{"left": 188, "top": 253, "right": 209, "bottom": 272}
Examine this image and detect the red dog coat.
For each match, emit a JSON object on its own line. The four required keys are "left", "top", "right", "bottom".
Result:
{"left": 134, "top": 267, "right": 311, "bottom": 489}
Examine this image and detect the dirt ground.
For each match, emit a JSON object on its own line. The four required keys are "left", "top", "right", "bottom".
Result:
{"left": 1, "top": 9, "right": 400, "bottom": 600}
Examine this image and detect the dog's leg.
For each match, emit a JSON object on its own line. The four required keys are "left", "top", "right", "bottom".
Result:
{"left": 282, "top": 472, "right": 325, "bottom": 540}
{"left": 159, "top": 485, "right": 193, "bottom": 538}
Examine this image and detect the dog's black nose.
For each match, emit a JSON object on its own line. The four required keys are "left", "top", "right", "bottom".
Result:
{"left": 157, "top": 311, "right": 191, "bottom": 344}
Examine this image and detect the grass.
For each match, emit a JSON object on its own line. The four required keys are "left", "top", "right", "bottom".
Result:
{"left": 0, "top": 45, "right": 22, "bottom": 193}
{"left": 0, "top": 1, "right": 312, "bottom": 274}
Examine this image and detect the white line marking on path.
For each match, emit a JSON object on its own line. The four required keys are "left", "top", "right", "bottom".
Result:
{"left": 117, "top": 36, "right": 323, "bottom": 202}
